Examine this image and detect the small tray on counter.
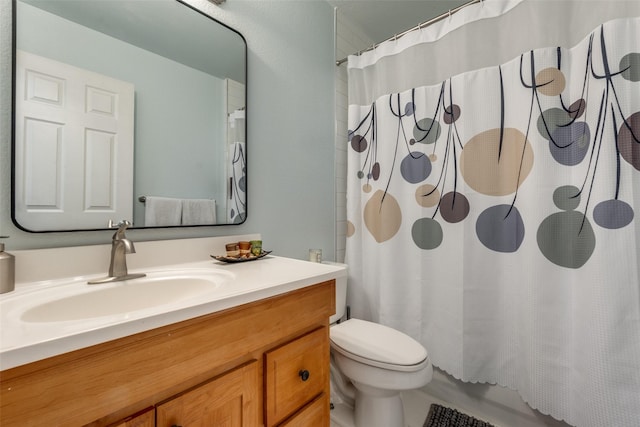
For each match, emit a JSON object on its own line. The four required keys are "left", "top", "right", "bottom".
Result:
{"left": 211, "top": 250, "right": 272, "bottom": 263}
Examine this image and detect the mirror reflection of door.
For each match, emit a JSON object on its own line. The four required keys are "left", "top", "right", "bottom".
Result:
{"left": 14, "top": 50, "right": 135, "bottom": 231}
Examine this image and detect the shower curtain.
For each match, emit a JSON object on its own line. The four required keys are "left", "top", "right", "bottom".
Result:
{"left": 345, "top": 1, "right": 640, "bottom": 426}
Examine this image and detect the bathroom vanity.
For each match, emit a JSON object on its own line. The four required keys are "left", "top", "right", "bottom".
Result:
{"left": 0, "top": 236, "right": 341, "bottom": 426}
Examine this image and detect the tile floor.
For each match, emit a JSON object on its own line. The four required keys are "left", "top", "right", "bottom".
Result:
{"left": 330, "top": 389, "right": 479, "bottom": 427}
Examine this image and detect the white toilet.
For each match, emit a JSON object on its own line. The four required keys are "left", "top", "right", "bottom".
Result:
{"left": 326, "top": 262, "right": 433, "bottom": 427}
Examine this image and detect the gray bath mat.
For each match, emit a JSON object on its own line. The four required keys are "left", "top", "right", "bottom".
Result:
{"left": 423, "top": 404, "right": 495, "bottom": 427}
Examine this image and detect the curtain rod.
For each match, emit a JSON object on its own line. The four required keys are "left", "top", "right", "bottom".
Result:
{"left": 335, "top": 0, "right": 481, "bottom": 66}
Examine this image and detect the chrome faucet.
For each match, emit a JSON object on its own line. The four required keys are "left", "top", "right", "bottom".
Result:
{"left": 88, "top": 220, "right": 146, "bottom": 284}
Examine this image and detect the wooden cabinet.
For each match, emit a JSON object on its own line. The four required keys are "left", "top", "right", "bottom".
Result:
{"left": 0, "top": 280, "right": 335, "bottom": 427}
{"left": 156, "top": 360, "right": 260, "bottom": 427}
{"left": 265, "top": 327, "right": 329, "bottom": 426}
{"left": 279, "top": 394, "right": 329, "bottom": 426}
{"left": 109, "top": 408, "right": 154, "bottom": 427}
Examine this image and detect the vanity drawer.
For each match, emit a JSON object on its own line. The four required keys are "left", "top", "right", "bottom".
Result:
{"left": 279, "top": 393, "right": 329, "bottom": 426}
{"left": 264, "top": 327, "right": 329, "bottom": 426}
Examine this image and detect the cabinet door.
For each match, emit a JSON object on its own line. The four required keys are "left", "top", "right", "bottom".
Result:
{"left": 279, "top": 393, "right": 329, "bottom": 427}
{"left": 156, "top": 360, "right": 259, "bottom": 427}
{"left": 110, "top": 407, "right": 154, "bottom": 427}
{"left": 264, "top": 327, "right": 329, "bottom": 426}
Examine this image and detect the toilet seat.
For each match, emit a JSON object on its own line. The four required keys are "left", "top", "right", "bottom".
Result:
{"left": 330, "top": 318, "right": 428, "bottom": 372}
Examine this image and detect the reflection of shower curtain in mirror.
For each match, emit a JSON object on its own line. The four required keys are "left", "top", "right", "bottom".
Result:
{"left": 227, "top": 141, "right": 246, "bottom": 223}
{"left": 345, "top": 1, "right": 640, "bottom": 426}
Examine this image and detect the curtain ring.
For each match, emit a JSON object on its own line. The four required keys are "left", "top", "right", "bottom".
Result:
{"left": 448, "top": 9, "right": 452, "bottom": 21}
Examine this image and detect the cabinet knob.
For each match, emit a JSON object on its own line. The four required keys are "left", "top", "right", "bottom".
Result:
{"left": 299, "top": 369, "right": 310, "bottom": 381}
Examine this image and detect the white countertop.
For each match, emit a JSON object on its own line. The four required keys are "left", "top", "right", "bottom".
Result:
{"left": 0, "top": 237, "right": 346, "bottom": 371}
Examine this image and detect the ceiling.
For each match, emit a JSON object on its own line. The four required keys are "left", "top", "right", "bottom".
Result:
{"left": 328, "top": 0, "right": 470, "bottom": 45}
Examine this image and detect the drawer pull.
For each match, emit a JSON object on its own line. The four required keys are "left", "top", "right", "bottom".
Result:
{"left": 171, "top": 425, "right": 182, "bottom": 427}
{"left": 299, "top": 369, "right": 310, "bottom": 381}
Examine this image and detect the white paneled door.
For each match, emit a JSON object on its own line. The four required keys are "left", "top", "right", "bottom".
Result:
{"left": 14, "top": 50, "right": 135, "bottom": 231}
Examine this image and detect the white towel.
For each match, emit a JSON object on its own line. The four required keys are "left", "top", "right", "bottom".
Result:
{"left": 144, "top": 196, "right": 182, "bottom": 226}
{"left": 181, "top": 199, "right": 216, "bottom": 225}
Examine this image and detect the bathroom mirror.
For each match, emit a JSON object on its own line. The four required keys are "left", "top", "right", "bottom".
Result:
{"left": 12, "top": 0, "right": 247, "bottom": 232}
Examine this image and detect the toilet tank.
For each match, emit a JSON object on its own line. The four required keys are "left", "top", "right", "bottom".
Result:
{"left": 322, "top": 262, "right": 347, "bottom": 324}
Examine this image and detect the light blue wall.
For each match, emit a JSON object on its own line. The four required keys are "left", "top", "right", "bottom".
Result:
{"left": 0, "top": 0, "right": 336, "bottom": 262}
{"left": 16, "top": 2, "right": 226, "bottom": 226}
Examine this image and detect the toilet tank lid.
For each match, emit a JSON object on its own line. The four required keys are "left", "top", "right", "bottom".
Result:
{"left": 330, "top": 318, "right": 427, "bottom": 366}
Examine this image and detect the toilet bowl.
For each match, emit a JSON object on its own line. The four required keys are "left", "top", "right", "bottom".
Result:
{"left": 324, "top": 262, "right": 433, "bottom": 427}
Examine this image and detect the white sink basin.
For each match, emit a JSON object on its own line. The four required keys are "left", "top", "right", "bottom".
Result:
{"left": 18, "top": 269, "right": 235, "bottom": 322}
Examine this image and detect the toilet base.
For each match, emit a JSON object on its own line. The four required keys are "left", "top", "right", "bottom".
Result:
{"left": 353, "top": 384, "right": 404, "bottom": 427}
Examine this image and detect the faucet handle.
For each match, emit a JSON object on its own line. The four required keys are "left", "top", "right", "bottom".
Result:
{"left": 109, "top": 220, "right": 133, "bottom": 241}
{"left": 108, "top": 219, "right": 132, "bottom": 230}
